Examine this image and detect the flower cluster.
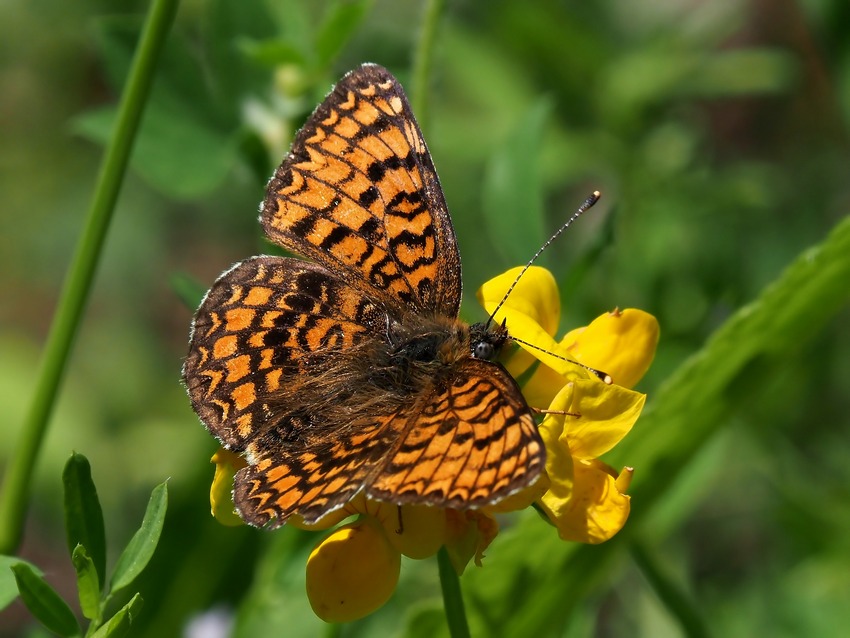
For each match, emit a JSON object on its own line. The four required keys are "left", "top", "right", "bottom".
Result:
{"left": 210, "top": 266, "right": 659, "bottom": 623}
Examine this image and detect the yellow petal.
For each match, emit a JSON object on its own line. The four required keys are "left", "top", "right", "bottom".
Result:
{"left": 539, "top": 459, "right": 631, "bottom": 544}
{"left": 519, "top": 357, "right": 579, "bottom": 408}
{"left": 561, "top": 378, "right": 646, "bottom": 460}
{"left": 504, "top": 312, "right": 575, "bottom": 376}
{"left": 374, "top": 503, "right": 447, "bottom": 560}
{"left": 305, "top": 516, "right": 401, "bottom": 623}
{"left": 477, "top": 267, "right": 562, "bottom": 378}
{"left": 616, "top": 466, "right": 634, "bottom": 493}
{"left": 563, "top": 308, "right": 659, "bottom": 388}
{"left": 537, "top": 383, "right": 578, "bottom": 507}
{"left": 477, "top": 266, "right": 561, "bottom": 336}
{"left": 209, "top": 448, "right": 246, "bottom": 527}
{"left": 288, "top": 508, "right": 352, "bottom": 531}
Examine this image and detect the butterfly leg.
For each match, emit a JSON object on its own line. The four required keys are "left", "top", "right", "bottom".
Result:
{"left": 395, "top": 505, "right": 404, "bottom": 535}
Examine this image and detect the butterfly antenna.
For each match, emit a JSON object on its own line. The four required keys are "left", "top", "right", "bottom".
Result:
{"left": 486, "top": 191, "right": 601, "bottom": 328}
{"left": 511, "top": 335, "right": 613, "bottom": 384}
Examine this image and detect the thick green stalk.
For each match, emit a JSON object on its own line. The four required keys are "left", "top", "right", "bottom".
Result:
{"left": 437, "top": 546, "right": 471, "bottom": 638}
{"left": 0, "top": 0, "right": 178, "bottom": 554}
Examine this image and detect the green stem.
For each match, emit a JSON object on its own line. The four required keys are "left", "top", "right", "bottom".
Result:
{"left": 0, "top": 0, "right": 178, "bottom": 554}
{"left": 437, "top": 546, "right": 470, "bottom": 638}
{"left": 323, "top": 621, "right": 342, "bottom": 638}
{"left": 410, "top": 0, "right": 446, "bottom": 129}
{"left": 630, "top": 540, "right": 711, "bottom": 638}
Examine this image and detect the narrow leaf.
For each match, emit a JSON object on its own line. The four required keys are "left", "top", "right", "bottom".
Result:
{"left": 482, "top": 99, "right": 552, "bottom": 267}
{"left": 11, "top": 563, "right": 80, "bottom": 637}
{"left": 91, "top": 593, "right": 144, "bottom": 638}
{"left": 63, "top": 453, "right": 107, "bottom": 590}
{"left": 630, "top": 540, "right": 710, "bottom": 638}
{"left": 71, "top": 544, "right": 101, "bottom": 621}
{"left": 109, "top": 482, "right": 168, "bottom": 595}
{"left": 0, "top": 555, "right": 42, "bottom": 611}
{"left": 237, "top": 38, "right": 307, "bottom": 66}
{"left": 169, "top": 271, "right": 208, "bottom": 310}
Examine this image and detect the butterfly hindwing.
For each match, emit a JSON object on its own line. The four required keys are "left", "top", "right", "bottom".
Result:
{"left": 233, "top": 407, "right": 407, "bottom": 527}
{"left": 367, "top": 360, "right": 545, "bottom": 507}
{"left": 184, "top": 256, "right": 386, "bottom": 450}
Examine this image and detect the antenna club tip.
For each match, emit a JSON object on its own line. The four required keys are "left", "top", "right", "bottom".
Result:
{"left": 579, "top": 191, "right": 602, "bottom": 212}
{"left": 603, "top": 374, "right": 613, "bottom": 385}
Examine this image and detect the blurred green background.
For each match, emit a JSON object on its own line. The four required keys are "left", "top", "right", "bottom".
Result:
{"left": 2, "top": 0, "right": 849, "bottom": 636}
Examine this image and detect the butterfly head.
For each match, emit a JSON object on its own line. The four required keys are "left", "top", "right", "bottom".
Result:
{"left": 469, "top": 321, "right": 508, "bottom": 362}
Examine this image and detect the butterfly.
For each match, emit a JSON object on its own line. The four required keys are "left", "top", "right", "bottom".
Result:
{"left": 183, "top": 63, "right": 545, "bottom": 527}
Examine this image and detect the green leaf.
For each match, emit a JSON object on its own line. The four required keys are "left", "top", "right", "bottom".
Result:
{"left": 91, "top": 593, "right": 144, "bottom": 638}
{"left": 109, "top": 482, "right": 168, "bottom": 595}
{"left": 11, "top": 563, "right": 80, "bottom": 637}
{"left": 315, "top": 0, "right": 373, "bottom": 68}
{"left": 170, "top": 271, "right": 208, "bottom": 311}
{"left": 482, "top": 99, "right": 552, "bottom": 267}
{"left": 611, "top": 215, "right": 850, "bottom": 506}
{"left": 71, "top": 104, "right": 235, "bottom": 200}
{"left": 629, "top": 541, "right": 710, "bottom": 638}
{"left": 0, "top": 556, "right": 42, "bottom": 611}
{"left": 91, "top": 16, "right": 213, "bottom": 124}
{"left": 203, "top": 0, "right": 278, "bottom": 107}
{"left": 71, "top": 545, "right": 101, "bottom": 621}
{"left": 237, "top": 38, "right": 307, "bottom": 67}
{"left": 63, "top": 453, "right": 107, "bottom": 590}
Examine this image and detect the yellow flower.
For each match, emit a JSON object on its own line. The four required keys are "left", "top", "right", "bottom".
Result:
{"left": 478, "top": 266, "right": 658, "bottom": 544}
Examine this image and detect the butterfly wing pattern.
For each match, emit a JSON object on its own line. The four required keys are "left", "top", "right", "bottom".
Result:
{"left": 184, "top": 63, "right": 545, "bottom": 527}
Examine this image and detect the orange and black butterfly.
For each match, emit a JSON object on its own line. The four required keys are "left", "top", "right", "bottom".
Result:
{"left": 183, "top": 64, "right": 545, "bottom": 527}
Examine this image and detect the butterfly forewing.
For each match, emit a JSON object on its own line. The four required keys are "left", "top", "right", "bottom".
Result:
{"left": 185, "top": 63, "right": 545, "bottom": 528}
{"left": 261, "top": 64, "right": 462, "bottom": 317}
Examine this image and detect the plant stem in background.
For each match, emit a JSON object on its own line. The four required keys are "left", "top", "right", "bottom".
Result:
{"left": 0, "top": 0, "right": 179, "bottom": 554}
{"left": 410, "top": 0, "right": 446, "bottom": 131}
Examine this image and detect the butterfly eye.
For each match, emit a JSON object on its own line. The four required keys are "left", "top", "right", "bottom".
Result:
{"left": 472, "top": 341, "right": 495, "bottom": 361}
